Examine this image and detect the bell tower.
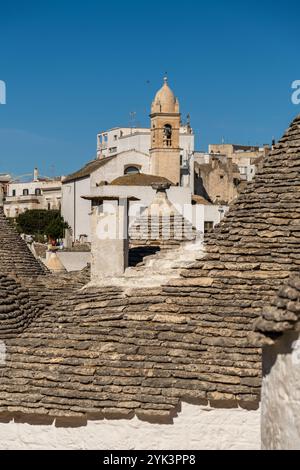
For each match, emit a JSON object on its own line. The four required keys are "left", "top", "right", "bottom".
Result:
{"left": 150, "top": 78, "right": 181, "bottom": 185}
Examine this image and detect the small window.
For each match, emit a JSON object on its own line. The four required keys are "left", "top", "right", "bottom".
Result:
{"left": 204, "top": 221, "right": 214, "bottom": 233}
{"left": 23, "top": 189, "right": 29, "bottom": 196}
{"left": 12, "top": 189, "right": 16, "bottom": 197}
{"left": 163, "top": 124, "right": 172, "bottom": 147}
{"left": 47, "top": 202, "right": 51, "bottom": 210}
{"left": 35, "top": 188, "right": 41, "bottom": 196}
{"left": 114, "top": 135, "right": 118, "bottom": 141}
{"left": 124, "top": 166, "right": 140, "bottom": 175}
{"left": 220, "top": 175, "right": 224, "bottom": 180}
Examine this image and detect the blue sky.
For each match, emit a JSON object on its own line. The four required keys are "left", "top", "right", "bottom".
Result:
{"left": 0, "top": 0, "right": 299, "bottom": 177}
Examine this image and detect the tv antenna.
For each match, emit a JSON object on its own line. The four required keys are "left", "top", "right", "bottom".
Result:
{"left": 129, "top": 111, "right": 137, "bottom": 130}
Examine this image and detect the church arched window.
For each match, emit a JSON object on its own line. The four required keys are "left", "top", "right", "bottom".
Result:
{"left": 163, "top": 124, "right": 172, "bottom": 147}
{"left": 124, "top": 166, "right": 140, "bottom": 175}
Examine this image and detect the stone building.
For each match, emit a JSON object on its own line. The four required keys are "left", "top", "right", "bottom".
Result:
{"left": 0, "top": 173, "right": 10, "bottom": 205}
{"left": 194, "top": 154, "right": 242, "bottom": 204}
{"left": 62, "top": 79, "right": 223, "bottom": 242}
{"left": 194, "top": 143, "right": 269, "bottom": 205}
{"left": 208, "top": 143, "right": 270, "bottom": 181}
{"left": 4, "top": 168, "right": 62, "bottom": 218}
{"left": 97, "top": 123, "right": 193, "bottom": 188}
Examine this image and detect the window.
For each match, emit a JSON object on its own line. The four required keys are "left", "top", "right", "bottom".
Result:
{"left": 23, "top": 189, "right": 29, "bottom": 196}
{"left": 220, "top": 175, "right": 224, "bottom": 180}
{"left": 114, "top": 135, "right": 118, "bottom": 141}
{"left": 163, "top": 124, "right": 172, "bottom": 147}
{"left": 180, "top": 155, "right": 183, "bottom": 166}
{"left": 124, "top": 166, "right": 140, "bottom": 175}
{"left": 204, "top": 221, "right": 214, "bottom": 233}
{"left": 35, "top": 188, "right": 41, "bottom": 196}
{"left": 12, "top": 189, "right": 16, "bottom": 197}
{"left": 109, "top": 147, "right": 117, "bottom": 154}
{"left": 47, "top": 202, "right": 51, "bottom": 210}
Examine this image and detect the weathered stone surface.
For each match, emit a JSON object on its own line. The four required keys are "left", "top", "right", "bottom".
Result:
{"left": 0, "top": 207, "right": 47, "bottom": 277}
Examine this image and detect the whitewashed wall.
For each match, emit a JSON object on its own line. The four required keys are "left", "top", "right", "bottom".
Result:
{"left": 56, "top": 252, "right": 91, "bottom": 272}
{"left": 97, "top": 127, "right": 194, "bottom": 161}
{"left": 262, "top": 331, "right": 300, "bottom": 450}
{"left": 91, "top": 151, "right": 151, "bottom": 186}
{"left": 0, "top": 403, "right": 260, "bottom": 450}
{"left": 61, "top": 177, "right": 91, "bottom": 242}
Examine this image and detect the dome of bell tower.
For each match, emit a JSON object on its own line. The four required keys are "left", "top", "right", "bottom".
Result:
{"left": 151, "top": 77, "right": 180, "bottom": 114}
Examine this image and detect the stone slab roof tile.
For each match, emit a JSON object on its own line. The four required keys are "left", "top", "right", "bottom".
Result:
{"left": 254, "top": 275, "right": 300, "bottom": 342}
{"left": 0, "top": 208, "right": 47, "bottom": 277}
{"left": 63, "top": 156, "right": 117, "bottom": 183}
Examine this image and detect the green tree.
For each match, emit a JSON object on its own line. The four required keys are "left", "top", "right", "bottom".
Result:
{"left": 15, "top": 210, "right": 69, "bottom": 241}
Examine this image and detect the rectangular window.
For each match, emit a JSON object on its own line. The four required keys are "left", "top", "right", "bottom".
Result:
{"left": 204, "top": 221, "right": 214, "bottom": 233}
{"left": 23, "top": 189, "right": 29, "bottom": 196}
{"left": 12, "top": 189, "right": 16, "bottom": 196}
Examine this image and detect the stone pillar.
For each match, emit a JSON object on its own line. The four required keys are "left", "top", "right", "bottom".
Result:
{"left": 261, "top": 331, "right": 300, "bottom": 449}
{"left": 90, "top": 198, "right": 129, "bottom": 281}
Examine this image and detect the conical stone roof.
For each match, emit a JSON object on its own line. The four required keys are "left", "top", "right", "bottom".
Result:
{"left": 254, "top": 275, "right": 300, "bottom": 341}
{"left": 130, "top": 184, "right": 198, "bottom": 249}
{"left": 0, "top": 274, "right": 41, "bottom": 339}
{"left": 0, "top": 207, "right": 47, "bottom": 277}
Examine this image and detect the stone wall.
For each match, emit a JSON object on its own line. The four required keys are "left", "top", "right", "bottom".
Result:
{"left": 0, "top": 403, "right": 260, "bottom": 450}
